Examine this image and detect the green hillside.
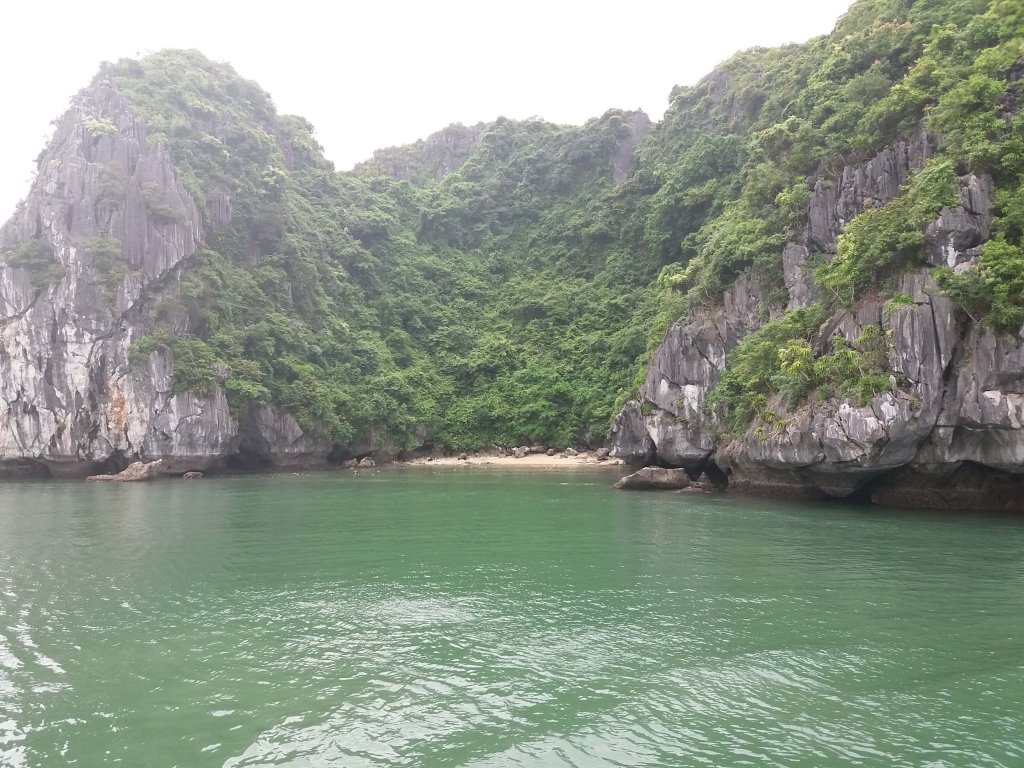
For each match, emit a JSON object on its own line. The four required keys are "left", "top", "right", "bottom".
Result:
{"left": 111, "top": 0, "right": 1022, "bottom": 452}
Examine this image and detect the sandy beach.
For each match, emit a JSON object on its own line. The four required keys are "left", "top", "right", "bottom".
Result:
{"left": 401, "top": 452, "right": 626, "bottom": 469}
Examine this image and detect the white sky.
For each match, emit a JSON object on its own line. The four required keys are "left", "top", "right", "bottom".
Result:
{"left": 0, "top": 0, "right": 852, "bottom": 218}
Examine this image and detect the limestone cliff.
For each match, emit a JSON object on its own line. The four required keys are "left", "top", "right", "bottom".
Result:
{"left": 356, "top": 123, "right": 485, "bottom": 183}
{"left": 0, "top": 75, "right": 326, "bottom": 475}
{"left": 610, "top": 131, "right": 1024, "bottom": 510}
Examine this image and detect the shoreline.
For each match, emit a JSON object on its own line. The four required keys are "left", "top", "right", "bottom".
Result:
{"left": 399, "top": 453, "right": 626, "bottom": 470}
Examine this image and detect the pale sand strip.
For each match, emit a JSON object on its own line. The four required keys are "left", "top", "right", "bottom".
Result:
{"left": 401, "top": 453, "right": 625, "bottom": 469}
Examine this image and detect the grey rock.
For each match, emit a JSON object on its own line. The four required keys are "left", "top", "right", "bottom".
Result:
{"left": 611, "top": 274, "right": 771, "bottom": 470}
{"left": 782, "top": 242, "right": 817, "bottom": 309}
{"left": 924, "top": 173, "right": 994, "bottom": 269}
{"left": 564, "top": 447, "right": 578, "bottom": 456}
{"left": 0, "top": 78, "right": 363, "bottom": 476}
{"left": 86, "top": 458, "right": 165, "bottom": 482}
{"left": 360, "top": 123, "right": 484, "bottom": 182}
{"left": 610, "top": 124, "right": 1024, "bottom": 507}
{"left": 238, "top": 404, "right": 330, "bottom": 467}
{"left": 608, "top": 401, "right": 655, "bottom": 465}
{"left": 512, "top": 446, "right": 529, "bottom": 459}
{"left": 595, "top": 447, "right": 610, "bottom": 461}
{"left": 0, "top": 78, "right": 233, "bottom": 475}
{"left": 613, "top": 467, "right": 691, "bottom": 490}
{"left": 357, "top": 457, "right": 376, "bottom": 468}
{"left": 611, "top": 111, "right": 651, "bottom": 184}
{"left": 807, "top": 125, "right": 936, "bottom": 253}
{"left": 182, "top": 471, "right": 203, "bottom": 480}
{"left": 692, "top": 472, "right": 721, "bottom": 491}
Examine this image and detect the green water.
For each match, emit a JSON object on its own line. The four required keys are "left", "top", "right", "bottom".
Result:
{"left": 1, "top": 469, "right": 1022, "bottom": 767}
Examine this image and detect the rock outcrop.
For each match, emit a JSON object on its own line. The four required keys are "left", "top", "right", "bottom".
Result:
{"left": 86, "top": 459, "right": 165, "bottom": 482}
{"left": 610, "top": 131, "right": 1024, "bottom": 510}
{"left": 611, "top": 112, "right": 652, "bottom": 183}
{"left": 613, "top": 466, "right": 690, "bottom": 490}
{"left": 359, "top": 123, "right": 485, "bottom": 183}
{"left": 0, "top": 74, "right": 327, "bottom": 476}
{"left": 236, "top": 404, "right": 330, "bottom": 468}
{"left": 806, "top": 125, "right": 937, "bottom": 254}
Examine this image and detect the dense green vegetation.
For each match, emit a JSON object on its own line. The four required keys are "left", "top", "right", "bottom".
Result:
{"left": 1, "top": 239, "right": 64, "bottom": 288}
{"left": 107, "top": 0, "right": 1022, "bottom": 451}
{"left": 708, "top": 308, "right": 894, "bottom": 437}
{"left": 112, "top": 52, "right": 663, "bottom": 450}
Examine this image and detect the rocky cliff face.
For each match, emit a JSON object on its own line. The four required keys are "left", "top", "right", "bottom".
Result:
{"left": 610, "top": 131, "right": 1024, "bottom": 509}
{"left": 0, "top": 76, "right": 326, "bottom": 476}
{"left": 360, "top": 123, "right": 485, "bottom": 183}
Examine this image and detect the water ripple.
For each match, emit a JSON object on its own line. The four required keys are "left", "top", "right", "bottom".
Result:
{"left": 0, "top": 474, "right": 1022, "bottom": 766}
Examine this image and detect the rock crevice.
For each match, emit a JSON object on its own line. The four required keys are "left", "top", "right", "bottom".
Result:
{"left": 610, "top": 132, "right": 1024, "bottom": 509}
{"left": 0, "top": 76, "right": 324, "bottom": 476}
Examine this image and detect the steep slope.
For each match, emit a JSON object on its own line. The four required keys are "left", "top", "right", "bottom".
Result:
{"left": 1, "top": 0, "right": 1021, "bottom": 504}
{"left": 0, "top": 51, "right": 659, "bottom": 473}
{"left": 611, "top": 0, "right": 1024, "bottom": 508}
{"left": 0, "top": 75, "right": 233, "bottom": 476}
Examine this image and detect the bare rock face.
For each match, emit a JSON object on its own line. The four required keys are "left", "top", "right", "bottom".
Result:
{"left": 611, "top": 111, "right": 652, "bottom": 184}
{"left": 807, "top": 125, "right": 937, "bottom": 254}
{"left": 0, "top": 75, "right": 327, "bottom": 477}
{"left": 782, "top": 242, "right": 817, "bottom": 310}
{"left": 361, "top": 123, "right": 484, "bottom": 183}
{"left": 611, "top": 274, "right": 772, "bottom": 471}
{"left": 610, "top": 128, "right": 1024, "bottom": 509}
{"left": 607, "top": 401, "right": 654, "bottom": 465}
{"left": 86, "top": 458, "right": 165, "bottom": 482}
{"left": 613, "top": 466, "right": 690, "bottom": 490}
{"left": 237, "top": 404, "right": 330, "bottom": 467}
{"left": 0, "top": 76, "right": 236, "bottom": 477}
{"left": 924, "top": 173, "right": 994, "bottom": 271}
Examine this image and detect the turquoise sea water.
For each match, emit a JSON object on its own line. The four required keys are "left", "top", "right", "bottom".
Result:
{"left": 1, "top": 468, "right": 1022, "bottom": 767}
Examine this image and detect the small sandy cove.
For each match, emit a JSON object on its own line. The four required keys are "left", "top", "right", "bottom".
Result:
{"left": 402, "top": 452, "right": 625, "bottom": 469}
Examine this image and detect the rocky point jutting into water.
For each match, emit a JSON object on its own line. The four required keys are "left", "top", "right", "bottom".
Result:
{"left": 0, "top": 80, "right": 229, "bottom": 477}
{"left": 0, "top": 56, "right": 651, "bottom": 476}
{"left": 1, "top": 0, "right": 1022, "bottom": 508}
{"left": 610, "top": 126, "right": 1024, "bottom": 509}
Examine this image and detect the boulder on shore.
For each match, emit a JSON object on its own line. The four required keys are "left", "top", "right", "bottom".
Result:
{"left": 512, "top": 446, "right": 529, "bottom": 459}
{"left": 358, "top": 457, "right": 376, "bottom": 468}
{"left": 86, "top": 460, "right": 166, "bottom": 483}
{"left": 182, "top": 471, "right": 203, "bottom": 480}
{"left": 613, "top": 467, "right": 691, "bottom": 491}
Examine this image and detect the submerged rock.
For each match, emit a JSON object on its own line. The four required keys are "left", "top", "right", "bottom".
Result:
{"left": 613, "top": 467, "right": 691, "bottom": 491}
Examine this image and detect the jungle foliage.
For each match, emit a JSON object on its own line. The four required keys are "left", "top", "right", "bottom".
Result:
{"left": 108, "top": 0, "right": 1023, "bottom": 450}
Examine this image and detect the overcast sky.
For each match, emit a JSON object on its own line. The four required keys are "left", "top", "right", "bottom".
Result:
{"left": 0, "top": 0, "right": 852, "bottom": 218}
